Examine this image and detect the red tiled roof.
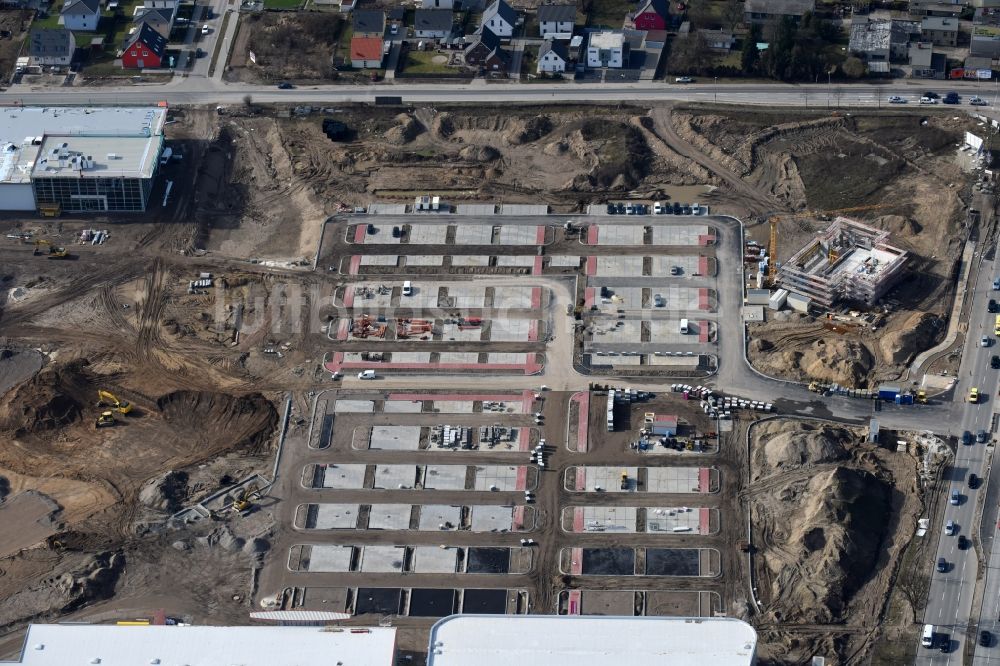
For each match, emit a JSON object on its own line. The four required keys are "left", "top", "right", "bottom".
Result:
{"left": 351, "top": 36, "right": 383, "bottom": 60}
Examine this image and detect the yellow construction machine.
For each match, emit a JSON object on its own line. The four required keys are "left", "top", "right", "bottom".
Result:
{"left": 95, "top": 411, "right": 116, "bottom": 428}
{"left": 33, "top": 239, "right": 69, "bottom": 259}
{"left": 232, "top": 483, "right": 262, "bottom": 515}
{"left": 97, "top": 390, "right": 132, "bottom": 415}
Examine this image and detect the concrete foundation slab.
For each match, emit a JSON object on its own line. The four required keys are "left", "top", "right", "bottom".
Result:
{"left": 305, "top": 545, "right": 353, "bottom": 572}
{"left": 652, "top": 225, "right": 712, "bottom": 246}
{"left": 567, "top": 466, "right": 640, "bottom": 493}
{"left": 374, "top": 464, "right": 420, "bottom": 490}
{"left": 383, "top": 400, "right": 424, "bottom": 414}
{"left": 359, "top": 255, "right": 399, "bottom": 266}
{"left": 429, "top": 400, "right": 476, "bottom": 413}
{"left": 314, "top": 503, "right": 361, "bottom": 529}
{"left": 362, "top": 225, "right": 402, "bottom": 244}
{"left": 495, "top": 256, "right": 535, "bottom": 267}
{"left": 498, "top": 226, "right": 540, "bottom": 244}
{"left": 455, "top": 225, "right": 494, "bottom": 244}
{"left": 455, "top": 205, "right": 496, "bottom": 218}
{"left": 646, "top": 468, "right": 706, "bottom": 494}
{"left": 408, "top": 224, "right": 449, "bottom": 244}
{"left": 452, "top": 255, "right": 492, "bottom": 266}
{"left": 474, "top": 465, "right": 524, "bottom": 491}
{"left": 645, "top": 506, "right": 702, "bottom": 534}
{"left": 438, "top": 352, "right": 481, "bottom": 364}
{"left": 500, "top": 204, "right": 548, "bottom": 216}
{"left": 577, "top": 506, "right": 637, "bottom": 532}
{"left": 597, "top": 226, "right": 645, "bottom": 245}
{"left": 444, "top": 285, "right": 487, "bottom": 308}
{"left": 369, "top": 425, "right": 422, "bottom": 450}
{"left": 488, "top": 319, "right": 531, "bottom": 341}
{"left": 441, "top": 323, "right": 485, "bottom": 342}
{"left": 493, "top": 285, "right": 536, "bottom": 309}
{"left": 470, "top": 505, "right": 514, "bottom": 532}
{"left": 412, "top": 546, "right": 459, "bottom": 573}
{"left": 367, "top": 504, "right": 413, "bottom": 530}
{"left": 596, "top": 256, "right": 643, "bottom": 277}
{"left": 548, "top": 255, "right": 581, "bottom": 267}
{"left": 320, "top": 464, "right": 367, "bottom": 489}
{"left": 650, "top": 255, "right": 703, "bottom": 278}
{"left": 423, "top": 465, "right": 467, "bottom": 490}
{"left": 405, "top": 255, "right": 445, "bottom": 266}
{"left": 360, "top": 545, "right": 406, "bottom": 573}
{"left": 335, "top": 400, "right": 375, "bottom": 413}
{"left": 418, "top": 504, "right": 462, "bottom": 530}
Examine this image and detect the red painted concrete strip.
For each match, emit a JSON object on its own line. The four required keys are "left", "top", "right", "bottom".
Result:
{"left": 527, "top": 320, "right": 539, "bottom": 342}
{"left": 348, "top": 255, "right": 362, "bottom": 275}
{"left": 336, "top": 319, "right": 349, "bottom": 341}
{"left": 699, "top": 468, "right": 710, "bottom": 493}
{"left": 698, "top": 256, "right": 709, "bottom": 276}
{"left": 515, "top": 466, "right": 527, "bottom": 491}
{"left": 699, "top": 288, "right": 709, "bottom": 311}
{"left": 699, "top": 320, "right": 709, "bottom": 344}
{"left": 570, "top": 391, "right": 590, "bottom": 453}
{"left": 518, "top": 428, "right": 530, "bottom": 452}
{"left": 584, "top": 287, "right": 595, "bottom": 309}
{"left": 699, "top": 507, "right": 711, "bottom": 534}
{"left": 343, "top": 288, "right": 355, "bottom": 308}
{"left": 570, "top": 547, "right": 583, "bottom": 575}
{"left": 323, "top": 352, "right": 345, "bottom": 374}
{"left": 522, "top": 390, "right": 534, "bottom": 413}
{"left": 586, "top": 256, "right": 597, "bottom": 275}
{"left": 531, "top": 287, "right": 542, "bottom": 309}
{"left": 575, "top": 467, "right": 586, "bottom": 491}
{"left": 513, "top": 505, "right": 526, "bottom": 531}
{"left": 353, "top": 225, "right": 366, "bottom": 243}
{"left": 587, "top": 225, "right": 599, "bottom": 245}
{"left": 389, "top": 393, "right": 524, "bottom": 403}
{"left": 533, "top": 255, "right": 543, "bottom": 275}
{"left": 535, "top": 225, "right": 546, "bottom": 245}
{"left": 573, "top": 507, "right": 584, "bottom": 533}
{"left": 567, "top": 590, "right": 582, "bottom": 615}
{"left": 337, "top": 362, "right": 530, "bottom": 371}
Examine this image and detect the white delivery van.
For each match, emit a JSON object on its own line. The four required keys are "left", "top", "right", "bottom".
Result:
{"left": 357, "top": 369, "right": 376, "bottom": 380}
{"left": 679, "top": 318, "right": 689, "bottom": 335}
{"left": 402, "top": 281, "right": 412, "bottom": 296}
{"left": 922, "top": 624, "right": 935, "bottom": 648}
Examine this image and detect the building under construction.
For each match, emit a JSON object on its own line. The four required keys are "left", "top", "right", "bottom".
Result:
{"left": 778, "top": 217, "right": 907, "bottom": 308}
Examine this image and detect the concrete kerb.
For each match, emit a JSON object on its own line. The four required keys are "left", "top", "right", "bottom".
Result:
{"left": 306, "top": 389, "right": 337, "bottom": 451}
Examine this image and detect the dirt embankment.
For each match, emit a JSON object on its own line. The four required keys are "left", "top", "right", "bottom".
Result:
{"left": 749, "top": 332, "right": 875, "bottom": 387}
{"left": 749, "top": 420, "right": 921, "bottom": 664}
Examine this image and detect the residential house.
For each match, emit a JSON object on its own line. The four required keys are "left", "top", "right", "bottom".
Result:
{"left": 121, "top": 22, "right": 166, "bottom": 68}
{"left": 848, "top": 18, "right": 919, "bottom": 69}
{"left": 132, "top": 7, "right": 173, "bottom": 39}
{"left": 744, "top": 0, "right": 814, "bottom": 25}
{"left": 350, "top": 36, "right": 384, "bottom": 68}
{"left": 414, "top": 9, "right": 453, "bottom": 38}
{"left": 352, "top": 10, "right": 386, "bottom": 37}
{"left": 920, "top": 16, "right": 959, "bottom": 46}
{"left": 701, "top": 29, "right": 735, "bottom": 52}
{"left": 537, "top": 3, "right": 574, "bottom": 38}
{"left": 628, "top": 0, "right": 668, "bottom": 31}
{"left": 464, "top": 27, "right": 510, "bottom": 73}
{"left": 60, "top": 0, "right": 101, "bottom": 32}
{"left": 537, "top": 38, "right": 568, "bottom": 73}
{"left": 909, "top": 41, "right": 946, "bottom": 78}
{"left": 481, "top": 0, "right": 517, "bottom": 38}
{"left": 28, "top": 28, "right": 75, "bottom": 66}
{"left": 420, "top": 0, "right": 453, "bottom": 8}
{"left": 972, "top": 8, "right": 1000, "bottom": 57}
{"left": 908, "top": 0, "right": 963, "bottom": 18}
{"left": 643, "top": 29, "right": 667, "bottom": 48}
{"left": 586, "top": 30, "right": 626, "bottom": 68}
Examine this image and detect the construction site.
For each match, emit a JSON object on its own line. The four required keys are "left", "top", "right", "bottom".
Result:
{"left": 0, "top": 100, "right": 987, "bottom": 664}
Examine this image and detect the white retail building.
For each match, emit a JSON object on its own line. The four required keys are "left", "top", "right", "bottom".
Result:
{"left": 0, "top": 624, "right": 398, "bottom": 665}
{"left": 426, "top": 615, "right": 758, "bottom": 665}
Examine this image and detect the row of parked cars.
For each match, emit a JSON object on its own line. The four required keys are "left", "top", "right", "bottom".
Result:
{"left": 886, "top": 91, "right": 989, "bottom": 105}
{"left": 605, "top": 202, "right": 705, "bottom": 216}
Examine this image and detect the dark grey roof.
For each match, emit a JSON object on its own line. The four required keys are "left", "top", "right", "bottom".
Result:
{"left": 538, "top": 39, "right": 568, "bottom": 60}
{"left": 352, "top": 10, "right": 386, "bottom": 34}
{"left": 134, "top": 7, "right": 172, "bottom": 25}
{"left": 466, "top": 26, "right": 509, "bottom": 61}
{"left": 29, "top": 28, "right": 74, "bottom": 57}
{"left": 482, "top": 0, "right": 517, "bottom": 27}
{"left": 61, "top": 0, "right": 100, "bottom": 15}
{"left": 537, "top": 3, "right": 575, "bottom": 23}
{"left": 744, "top": 0, "right": 813, "bottom": 16}
{"left": 387, "top": 7, "right": 404, "bottom": 21}
{"left": 124, "top": 22, "right": 167, "bottom": 56}
{"left": 415, "top": 9, "right": 453, "bottom": 31}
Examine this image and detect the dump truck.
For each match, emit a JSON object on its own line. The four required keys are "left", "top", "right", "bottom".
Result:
{"left": 620, "top": 470, "right": 629, "bottom": 490}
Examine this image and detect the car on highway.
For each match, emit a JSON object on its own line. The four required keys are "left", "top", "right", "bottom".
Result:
{"left": 201, "top": 24, "right": 210, "bottom": 35}
{"left": 970, "top": 472, "right": 980, "bottom": 488}
{"left": 937, "top": 557, "right": 948, "bottom": 572}
{"left": 994, "top": 356, "right": 1000, "bottom": 371}
{"left": 958, "top": 534, "right": 969, "bottom": 550}
{"left": 951, "top": 489, "right": 961, "bottom": 505}
{"left": 887, "top": 95, "right": 906, "bottom": 104}
{"left": 962, "top": 430, "right": 973, "bottom": 445}
{"left": 277, "top": 82, "right": 294, "bottom": 89}
{"left": 943, "top": 91, "right": 960, "bottom": 104}
{"left": 940, "top": 634, "right": 951, "bottom": 653}
{"left": 981, "top": 630, "right": 992, "bottom": 647}
{"left": 920, "top": 96, "right": 939, "bottom": 104}
{"left": 979, "top": 429, "right": 989, "bottom": 443}
{"left": 969, "top": 387, "right": 980, "bottom": 403}
{"left": 971, "top": 96, "right": 989, "bottom": 106}
{"left": 990, "top": 299, "right": 999, "bottom": 312}
{"left": 994, "top": 277, "right": 1000, "bottom": 290}
{"left": 983, "top": 336, "right": 992, "bottom": 347}
{"left": 675, "top": 76, "right": 694, "bottom": 83}
{"left": 945, "top": 519, "right": 956, "bottom": 535}
{"left": 923, "top": 91, "right": 939, "bottom": 99}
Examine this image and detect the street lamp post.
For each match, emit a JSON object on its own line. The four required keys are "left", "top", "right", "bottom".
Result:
{"left": 714, "top": 76, "right": 718, "bottom": 103}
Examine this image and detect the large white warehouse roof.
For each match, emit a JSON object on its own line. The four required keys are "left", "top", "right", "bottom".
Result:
{"left": 426, "top": 615, "right": 758, "bottom": 666}
{"left": 2, "top": 624, "right": 398, "bottom": 666}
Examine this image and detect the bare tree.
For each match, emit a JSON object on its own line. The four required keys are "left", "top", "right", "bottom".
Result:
{"left": 243, "top": 94, "right": 254, "bottom": 114}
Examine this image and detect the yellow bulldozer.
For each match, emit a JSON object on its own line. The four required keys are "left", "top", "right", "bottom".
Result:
{"left": 95, "top": 411, "right": 115, "bottom": 428}
{"left": 97, "top": 390, "right": 132, "bottom": 415}
{"left": 33, "top": 239, "right": 69, "bottom": 259}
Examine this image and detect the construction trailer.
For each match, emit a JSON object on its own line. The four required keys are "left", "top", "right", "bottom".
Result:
{"left": 777, "top": 217, "right": 908, "bottom": 308}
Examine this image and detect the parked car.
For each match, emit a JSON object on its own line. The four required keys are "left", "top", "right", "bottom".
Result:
{"left": 675, "top": 76, "right": 694, "bottom": 83}
{"left": 920, "top": 96, "right": 938, "bottom": 105}
{"left": 943, "top": 91, "right": 960, "bottom": 104}
{"left": 887, "top": 95, "right": 905, "bottom": 104}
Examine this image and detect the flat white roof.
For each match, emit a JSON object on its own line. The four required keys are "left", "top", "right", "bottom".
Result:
{"left": 832, "top": 246, "right": 903, "bottom": 279}
{"left": 3, "top": 624, "right": 397, "bottom": 666}
{"left": 32, "top": 135, "right": 161, "bottom": 179}
{"left": 426, "top": 615, "right": 757, "bottom": 666}
{"left": 589, "top": 31, "right": 624, "bottom": 49}
{"left": 0, "top": 107, "right": 165, "bottom": 184}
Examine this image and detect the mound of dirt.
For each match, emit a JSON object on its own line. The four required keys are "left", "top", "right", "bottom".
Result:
{"left": 874, "top": 214, "right": 923, "bottom": 238}
{"left": 459, "top": 144, "right": 501, "bottom": 162}
{"left": 763, "top": 467, "right": 890, "bottom": 623}
{"left": 543, "top": 140, "right": 568, "bottom": 156}
{"left": 384, "top": 114, "right": 423, "bottom": 145}
{"left": 0, "top": 360, "right": 93, "bottom": 436}
{"left": 752, "top": 337, "right": 874, "bottom": 387}
{"left": 156, "top": 391, "right": 277, "bottom": 452}
{"left": 432, "top": 112, "right": 455, "bottom": 139}
{"left": 879, "top": 312, "right": 941, "bottom": 366}
{"left": 577, "top": 120, "right": 652, "bottom": 189}
{"left": 756, "top": 421, "right": 852, "bottom": 476}
{"left": 504, "top": 115, "right": 552, "bottom": 145}
{"left": 139, "top": 470, "right": 190, "bottom": 513}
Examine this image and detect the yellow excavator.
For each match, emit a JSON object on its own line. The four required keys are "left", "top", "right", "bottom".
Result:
{"left": 33, "top": 239, "right": 69, "bottom": 259}
{"left": 232, "top": 483, "right": 262, "bottom": 515}
{"left": 97, "top": 390, "right": 132, "bottom": 415}
{"left": 95, "top": 411, "right": 116, "bottom": 428}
